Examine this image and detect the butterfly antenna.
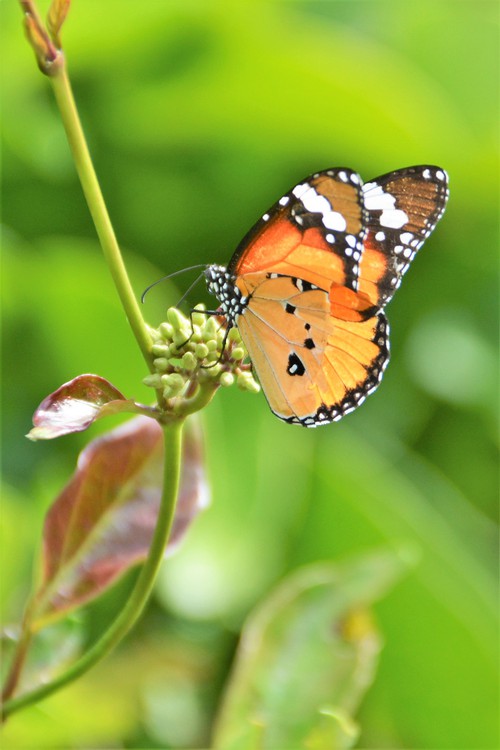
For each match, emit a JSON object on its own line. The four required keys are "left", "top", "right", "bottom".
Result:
{"left": 141, "top": 263, "right": 209, "bottom": 303}
{"left": 176, "top": 271, "right": 208, "bottom": 309}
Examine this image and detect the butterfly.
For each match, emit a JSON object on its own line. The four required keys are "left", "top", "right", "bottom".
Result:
{"left": 205, "top": 165, "right": 449, "bottom": 426}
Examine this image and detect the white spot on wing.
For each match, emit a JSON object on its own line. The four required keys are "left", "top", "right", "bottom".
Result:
{"left": 364, "top": 183, "right": 409, "bottom": 229}
{"left": 292, "top": 183, "right": 309, "bottom": 199}
{"left": 293, "top": 184, "right": 348, "bottom": 232}
{"left": 363, "top": 185, "right": 395, "bottom": 211}
{"left": 298, "top": 187, "right": 331, "bottom": 215}
{"left": 323, "top": 211, "right": 347, "bottom": 232}
{"left": 380, "top": 208, "right": 409, "bottom": 229}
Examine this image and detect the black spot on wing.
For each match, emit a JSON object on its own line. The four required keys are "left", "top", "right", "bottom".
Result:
{"left": 287, "top": 353, "right": 305, "bottom": 377}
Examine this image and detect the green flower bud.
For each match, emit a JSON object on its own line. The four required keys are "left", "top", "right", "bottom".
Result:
{"left": 182, "top": 351, "right": 197, "bottom": 371}
{"left": 172, "top": 330, "right": 191, "bottom": 349}
{"left": 237, "top": 371, "right": 261, "bottom": 393}
{"left": 161, "top": 373, "right": 185, "bottom": 392}
{"left": 205, "top": 362, "right": 222, "bottom": 377}
{"left": 147, "top": 324, "right": 162, "bottom": 341}
{"left": 220, "top": 372, "right": 235, "bottom": 387}
{"left": 153, "top": 357, "right": 169, "bottom": 372}
{"left": 191, "top": 307, "right": 207, "bottom": 327}
{"left": 143, "top": 373, "right": 163, "bottom": 388}
{"left": 195, "top": 343, "right": 209, "bottom": 360}
{"left": 231, "top": 347, "right": 245, "bottom": 361}
{"left": 202, "top": 317, "right": 219, "bottom": 339}
{"left": 159, "top": 322, "right": 174, "bottom": 339}
{"left": 190, "top": 325, "right": 202, "bottom": 343}
{"left": 152, "top": 343, "right": 170, "bottom": 357}
{"left": 167, "top": 307, "right": 189, "bottom": 331}
{"left": 228, "top": 327, "right": 241, "bottom": 343}
{"left": 146, "top": 304, "right": 260, "bottom": 416}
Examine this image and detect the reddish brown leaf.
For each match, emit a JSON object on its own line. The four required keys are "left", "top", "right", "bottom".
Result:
{"left": 28, "top": 374, "right": 144, "bottom": 440}
{"left": 20, "top": 1, "right": 60, "bottom": 74}
{"left": 32, "top": 416, "right": 209, "bottom": 624}
{"left": 47, "top": 0, "right": 71, "bottom": 47}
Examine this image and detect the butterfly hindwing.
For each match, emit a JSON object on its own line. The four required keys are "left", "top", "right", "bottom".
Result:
{"left": 360, "top": 165, "right": 449, "bottom": 307}
{"left": 228, "top": 168, "right": 367, "bottom": 293}
{"left": 235, "top": 274, "right": 389, "bottom": 426}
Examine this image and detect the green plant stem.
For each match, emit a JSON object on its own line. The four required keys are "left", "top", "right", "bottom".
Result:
{"left": 1, "top": 420, "right": 184, "bottom": 722}
{"left": 49, "top": 63, "right": 156, "bottom": 377}
{"left": 175, "top": 381, "right": 220, "bottom": 418}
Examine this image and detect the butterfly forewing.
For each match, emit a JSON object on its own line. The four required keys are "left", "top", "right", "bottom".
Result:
{"left": 229, "top": 168, "right": 367, "bottom": 293}
{"left": 359, "top": 165, "right": 449, "bottom": 307}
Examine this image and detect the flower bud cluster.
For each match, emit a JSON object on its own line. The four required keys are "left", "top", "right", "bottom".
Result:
{"left": 143, "top": 306, "right": 260, "bottom": 402}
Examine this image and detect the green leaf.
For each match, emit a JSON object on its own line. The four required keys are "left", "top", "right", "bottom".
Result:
{"left": 213, "top": 549, "right": 411, "bottom": 750}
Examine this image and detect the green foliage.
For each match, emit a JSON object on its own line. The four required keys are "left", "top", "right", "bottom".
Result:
{"left": 1, "top": 1, "right": 497, "bottom": 748}
{"left": 213, "top": 550, "right": 410, "bottom": 750}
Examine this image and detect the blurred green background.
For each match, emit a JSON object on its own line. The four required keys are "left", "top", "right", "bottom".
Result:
{"left": 1, "top": 1, "right": 498, "bottom": 748}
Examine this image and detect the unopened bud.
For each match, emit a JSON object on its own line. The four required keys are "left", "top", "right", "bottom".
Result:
{"left": 195, "top": 343, "right": 209, "bottom": 360}
{"left": 231, "top": 347, "right": 245, "bottom": 361}
{"left": 154, "top": 357, "right": 169, "bottom": 372}
{"left": 182, "top": 351, "right": 197, "bottom": 371}
{"left": 161, "top": 373, "right": 185, "bottom": 393}
{"left": 159, "top": 322, "right": 174, "bottom": 339}
{"left": 237, "top": 372, "right": 261, "bottom": 393}
{"left": 143, "top": 373, "right": 163, "bottom": 388}
{"left": 220, "top": 372, "right": 235, "bottom": 387}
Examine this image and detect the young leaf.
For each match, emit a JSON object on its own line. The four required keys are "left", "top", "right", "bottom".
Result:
{"left": 31, "top": 415, "right": 209, "bottom": 626}
{"left": 20, "top": 0, "right": 61, "bottom": 74}
{"left": 47, "top": 0, "right": 71, "bottom": 47}
{"left": 28, "top": 374, "right": 147, "bottom": 440}
{"left": 212, "top": 549, "right": 412, "bottom": 750}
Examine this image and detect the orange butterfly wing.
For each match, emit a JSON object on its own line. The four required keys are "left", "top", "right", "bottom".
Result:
{"left": 207, "top": 166, "right": 448, "bottom": 426}
{"left": 235, "top": 274, "right": 388, "bottom": 425}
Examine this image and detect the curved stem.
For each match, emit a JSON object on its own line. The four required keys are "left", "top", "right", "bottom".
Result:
{"left": 176, "top": 381, "right": 220, "bottom": 418}
{"left": 48, "top": 63, "right": 157, "bottom": 377}
{"left": 1, "top": 420, "right": 184, "bottom": 722}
